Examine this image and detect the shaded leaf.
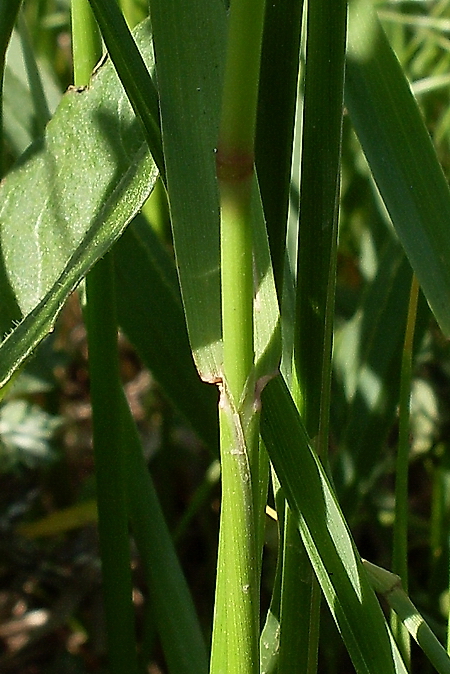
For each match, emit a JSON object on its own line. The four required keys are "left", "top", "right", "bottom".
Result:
{"left": 113, "top": 215, "right": 219, "bottom": 451}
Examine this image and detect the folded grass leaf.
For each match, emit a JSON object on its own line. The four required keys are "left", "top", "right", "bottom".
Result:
{"left": 261, "top": 375, "right": 408, "bottom": 674}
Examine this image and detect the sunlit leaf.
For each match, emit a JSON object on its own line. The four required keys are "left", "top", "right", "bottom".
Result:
{"left": 0, "top": 20, "right": 159, "bottom": 388}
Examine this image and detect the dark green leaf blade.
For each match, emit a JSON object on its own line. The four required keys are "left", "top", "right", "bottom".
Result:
{"left": 261, "top": 375, "right": 408, "bottom": 674}
{"left": 113, "top": 215, "right": 219, "bottom": 451}
{"left": 346, "top": 0, "right": 450, "bottom": 336}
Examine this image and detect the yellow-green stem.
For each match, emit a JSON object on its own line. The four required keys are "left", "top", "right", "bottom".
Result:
{"left": 211, "top": 0, "right": 266, "bottom": 671}
{"left": 220, "top": 174, "right": 254, "bottom": 400}
{"left": 71, "top": 0, "right": 102, "bottom": 86}
{"left": 219, "top": 0, "right": 266, "bottom": 153}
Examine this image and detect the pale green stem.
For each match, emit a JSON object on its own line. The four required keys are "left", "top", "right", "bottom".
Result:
{"left": 220, "top": 176, "right": 254, "bottom": 399}
{"left": 218, "top": 0, "right": 266, "bottom": 153}
{"left": 211, "top": 0, "right": 266, "bottom": 672}
{"left": 71, "top": 0, "right": 102, "bottom": 86}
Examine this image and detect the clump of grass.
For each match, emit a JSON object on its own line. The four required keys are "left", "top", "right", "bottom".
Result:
{"left": 2, "top": 1, "right": 450, "bottom": 673}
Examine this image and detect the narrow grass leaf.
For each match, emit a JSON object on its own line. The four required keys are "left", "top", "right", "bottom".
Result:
{"left": 364, "top": 561, "right": 450, "bottom": 674}
{"left": 2, "top": 65, "right": 37, "bottom": 155}
{"left": 84, "top": 253, "right": 139, "bottom": 674}
{"left": 113, "top": 215, "right": 219, "bottom": 452}
{"left": 3, "top": 28, "right": 61, "bottom": 157}
{"left": 255, "top": 0, "right": 303, "bottom": 297}
{"left": 150, "top": 0, "right": 280, "bottom": 383}
{"left": 260, "top": 471, "right": 284, "bottom": 674}
{"left": 0, "top": 0, "right": 22, "bottom": 76}
{"left": 87, "top": 0, "right": 163, "bottom": 173}
{"left": 346, "top": 0, "right": 450, "bottom": 336}
{"left": 149, "top": 0, "right": 225, "bottom": 381}
{"left": 16, "top": 11, "right": 51, "bottom": 134}
{"left": 261, "top": 375, "right": 408, "bottom": 674}
{"left": 333, "top": 237, "right": 428, "bottom": 513}
{"left": 119, "top": 390, "right": 209, "bottom": 674}
{"left": 295, "top": 0, "right": 346, "bottom": 442}
{"left": 0, "top": 0, "right": 23, "bottom": 174}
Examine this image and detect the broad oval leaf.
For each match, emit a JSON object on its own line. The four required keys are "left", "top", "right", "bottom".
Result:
{"left": 0, "top": 19, "right": 159, "bottom": 388}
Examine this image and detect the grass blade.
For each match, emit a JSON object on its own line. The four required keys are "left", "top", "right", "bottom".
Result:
{"left": 364, "top": 560, "right": 450, "bottom": 674}
{"left": 255, "top": 0, "right": 303, "bottom": 297}
{"left": 87, "top": 0, "right": 163, "bottom": 173}
{"left": 113, "top": 215, "right": 219, "bottom": 451}
{"left": 261, "top": 375, "right": 408, "bottom": 674}
{"left": 149, "top": 0, "right": 225, "bottom": 381}
{"left": 84, "top": 254, "right": 139, "bottom": 674}
{"left": 346, "top": 0, "right": 450, "bottom": 336}
{"left": 119, "top": 390, "right": 209, "bottom": 674}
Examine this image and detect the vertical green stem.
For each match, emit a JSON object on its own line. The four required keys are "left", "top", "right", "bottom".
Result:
{"left": 211, "top": 0, "right": 266, "bottom": 673}
{"left": 71, "top": 0, "right": 102, "bottom": 86}
{"left": 72, "top": 3, "right": 138, "bottom": 673}
{"left": 217, "top": 0, "right": 266, "bottom": 401}
{"left": 218, "top": 0, "right": 266, "bottom": 156}
{"left": 220, "top": 176, "right": 254, "bottom": 399}
{"left": 391, "top": 273, "right": 419, "bottom": 669}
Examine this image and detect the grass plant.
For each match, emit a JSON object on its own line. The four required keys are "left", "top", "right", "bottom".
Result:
{"left": 3, "top": 0, "right": 450, "bottom": 672}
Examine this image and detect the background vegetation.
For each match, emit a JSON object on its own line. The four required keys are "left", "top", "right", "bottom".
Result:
{"left": 3, "top": 0, "right": 450, "bottom": 672}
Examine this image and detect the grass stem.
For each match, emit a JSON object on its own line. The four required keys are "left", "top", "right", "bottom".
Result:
{"left": 211, "top": 0, "right": 266, "bottom": 671}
